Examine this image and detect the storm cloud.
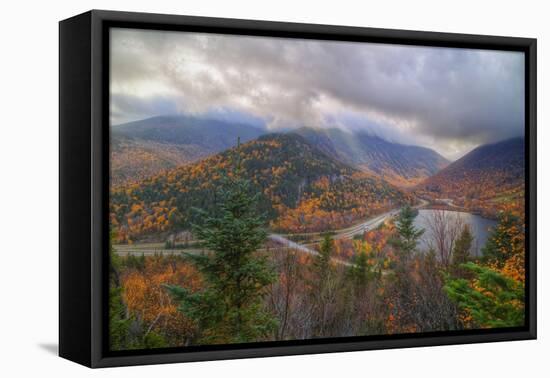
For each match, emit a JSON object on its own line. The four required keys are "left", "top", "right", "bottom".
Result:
{"left": 110, "top": 28, "right": 525, "bottom": 159}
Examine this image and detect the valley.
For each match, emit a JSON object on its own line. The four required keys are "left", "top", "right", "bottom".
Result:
{"left": 105, "top": 31, "right": 527, "bottom": 351}
{"left": 110, "top": 132, "right": 414, "bottom": 244}
{"left": 416, "top": 137, "right": 525, "bottom": 219}
{"left": 296, "top": 127, "right": 450, "bottom": 187}
{"left": 108, "top": 115, "right": 526, "bottom": 349}
{"left": 110, "top": 116, "right": 523, "bottom": 253}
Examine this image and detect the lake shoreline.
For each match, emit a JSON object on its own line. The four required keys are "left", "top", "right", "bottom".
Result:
{"left": 413, "top": 208, "right": 497, "bottom": 257}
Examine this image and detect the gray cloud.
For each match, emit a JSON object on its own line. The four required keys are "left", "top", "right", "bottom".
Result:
{"left": 110, "top": 28, "right": 525, "bottom": 159}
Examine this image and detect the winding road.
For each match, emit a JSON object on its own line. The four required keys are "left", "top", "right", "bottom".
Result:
{"left": 265, "top": 198, "right": 429, "bottom": 265}
{"left": 114, "top": 199, "right": 429, "bottom": 267}
{"left": 266, "top": 234, "right": 353, "bottom": 266}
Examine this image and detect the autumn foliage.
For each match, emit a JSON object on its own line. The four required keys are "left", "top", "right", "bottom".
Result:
{"left": 108, "top": 133, "right": 526, "bottom": 349}
{"left": 111, "top": 133, "right": 412, "bottom": 242}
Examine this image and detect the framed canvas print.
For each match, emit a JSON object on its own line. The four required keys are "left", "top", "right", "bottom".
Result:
{"left": 59, "top": 10, "right": 537, "bottom": 368}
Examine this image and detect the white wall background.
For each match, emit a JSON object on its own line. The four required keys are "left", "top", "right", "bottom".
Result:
{"left": 0, "top": 0, "right": 546, "bottom": 376}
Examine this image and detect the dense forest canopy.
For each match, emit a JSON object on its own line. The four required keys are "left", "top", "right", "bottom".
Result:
{"left": 108, "top": 28, "right": 526, "bottom": 351}
{"left": 110, "top": 133, "right": 413, "bottom": 243}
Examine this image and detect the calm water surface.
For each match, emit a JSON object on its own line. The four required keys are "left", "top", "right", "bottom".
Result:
{"left": 413, "top": 209, "right": 497, "bottom": 257}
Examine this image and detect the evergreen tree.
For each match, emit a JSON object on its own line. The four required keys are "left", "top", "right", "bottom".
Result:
{"left": 393, "top": 205, "right": 424, "bottom": 257}
{"left": 310, "top": 232, "right": 337, "bottom": 336}
{"left": 350, "top": 240, "right": 376, "bottom": 289}
{"left": 450, "top": 225, "right": 474, "bottom": 278}
{"left": 165, "top": 152, "right": 277, "bottom": 344}
{"left": 314, "top": 232, "right": 335, "bottom": 282}
{"left": 482, "top": 211, "right": 523, "bottom": 268}
{"left": 352, "top": 250, "right": 369, "bottom": 288}
{"left": 444, "top": 262, "right": 524, "bottom": 328}
{"left": 385, "top": 206, "right": 426, "bottom": 331}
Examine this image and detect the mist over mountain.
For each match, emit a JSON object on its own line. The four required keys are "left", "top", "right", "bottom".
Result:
{"left": 110, "top": 133, "right": 412, "bottom": 241}
{"left": 295, "top": 127, "right": 449, "bottom": 187}
{"left": 110, "top": 114, "right": 454, "bottom": 188}
{"left": 111, "top": 30, "right": 525, "bottom": 159}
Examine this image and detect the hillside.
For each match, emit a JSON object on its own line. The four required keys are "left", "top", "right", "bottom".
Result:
{"left": 110, "top": 117, "right": 449, "bottom": 187}
{"left": 418, "top": 137, "right": 525, "bottom": 216}
{"left": 111, "top": 136, "right": 209, "bottom": 185}
{"left": 295, "top": 127, "right": 449, "bottom": 187}
{"left": 110, "top": 115, "right": 265, "bottom": 183}
{"left": 110, "top": 133, "right": 412, "bottom": 242}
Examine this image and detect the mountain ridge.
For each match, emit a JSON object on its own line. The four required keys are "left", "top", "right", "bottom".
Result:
{"left": 417, "top": 136, "right": 525, "bottom": 217}
{"left": 294, "top": 127, "right": 449, "bottom": 187}
{"left": 111, "top": 115, "right": 450, "bottom": 188}
{"left": 110, "top": 133, "right": 412, "bottom": 242}
{"left": 111, "top": 115, "right": 266, "bottom": 184}
{"left": 112, "top": 115, "right": 265, "bottom": 149}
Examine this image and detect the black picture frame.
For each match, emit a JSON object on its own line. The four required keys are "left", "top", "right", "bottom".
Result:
{"left": 59, "top": 9, "right": 537, "bottom": 368}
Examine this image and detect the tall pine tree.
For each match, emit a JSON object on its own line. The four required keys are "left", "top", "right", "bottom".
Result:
{"left": 393, "top": 205, "right": 424, "bottom": 258}
{"left": 450, "top": 225, "right": 474, "bottom": 278}
{"left": 310, "top": 232, "right": 337, "bottom": 337}
{"left": 313, "top": 232, "right": 334, "bottom": 282}
{"left": 165, "top": 143, "right": 277, "bottom": 344}
{"left": 482, "top": 211, "right": 523, "bottom": 268}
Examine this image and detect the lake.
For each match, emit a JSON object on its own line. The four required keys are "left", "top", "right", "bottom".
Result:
{"left": 413, "top": 209, "right": 497, "bottom": 257}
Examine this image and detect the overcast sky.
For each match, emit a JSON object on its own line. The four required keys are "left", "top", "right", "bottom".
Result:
{"left": 110, "top": 28, "right": 525, "bottom": 160}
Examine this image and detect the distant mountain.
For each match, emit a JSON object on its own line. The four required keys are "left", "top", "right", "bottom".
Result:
{"left": 418, "top": 137, "right": 525, "bottom": 215}
{"left": 112, "top": 115, "right": 265, "bottom": 150}
{"left": 110, "top": 115, "right": 266, "bottom": 183}
{"left": 110, "top": 136, "right": 208, "bottom": 185}
{"left": 110, "top": 117, "right": 450, "bottom": 187}
{"left": 294, "top": 127, "right": 449, "bottom": 187}
{"left": 110, "top": 133, "right": 412, "bottom": 242}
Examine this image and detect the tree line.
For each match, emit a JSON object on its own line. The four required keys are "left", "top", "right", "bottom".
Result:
{"left": 109, "top": 165, "right": 525, "bottom": 349}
